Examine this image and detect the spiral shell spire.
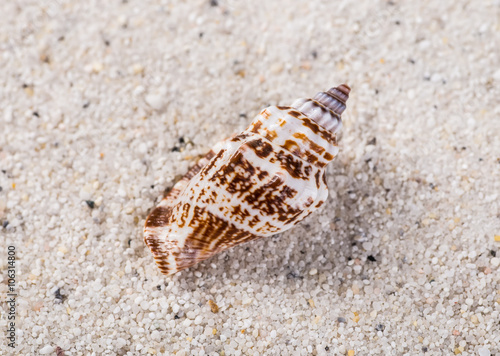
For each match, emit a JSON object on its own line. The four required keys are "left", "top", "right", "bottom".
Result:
{"left": 314, "top": 84, "right": 350, "bottom": 116}
{"left": 291, "top": 84, "right": 350, "bottom": 134}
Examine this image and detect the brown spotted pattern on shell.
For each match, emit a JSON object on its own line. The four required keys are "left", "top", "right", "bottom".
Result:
{"left": 144, "top": 84, "right": 351, "bottom": 275}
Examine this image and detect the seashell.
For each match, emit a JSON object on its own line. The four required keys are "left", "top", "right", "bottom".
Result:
{"left": 144, "top": 84, "right": 351, "bottom": 275}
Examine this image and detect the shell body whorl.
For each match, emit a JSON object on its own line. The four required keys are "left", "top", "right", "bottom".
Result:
{"left": 144, "top": 85, "right": 350, "bottom": 275}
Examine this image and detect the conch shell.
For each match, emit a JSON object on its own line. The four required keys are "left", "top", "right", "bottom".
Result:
{"left": 144, "top": 84, "right": 350, "bottom": 275}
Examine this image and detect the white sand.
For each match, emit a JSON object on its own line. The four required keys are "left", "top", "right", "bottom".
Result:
{"left": 1, "top": 0, "right": 500, "bottom": 355}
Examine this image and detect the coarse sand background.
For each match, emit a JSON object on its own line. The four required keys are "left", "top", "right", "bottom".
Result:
{"left": 1, "top": 0, "right": 500, "bottom": 355}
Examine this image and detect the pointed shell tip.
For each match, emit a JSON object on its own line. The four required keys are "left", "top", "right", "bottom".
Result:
{"left": 338, "top": 84, "right": 351, "bottom": 95}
